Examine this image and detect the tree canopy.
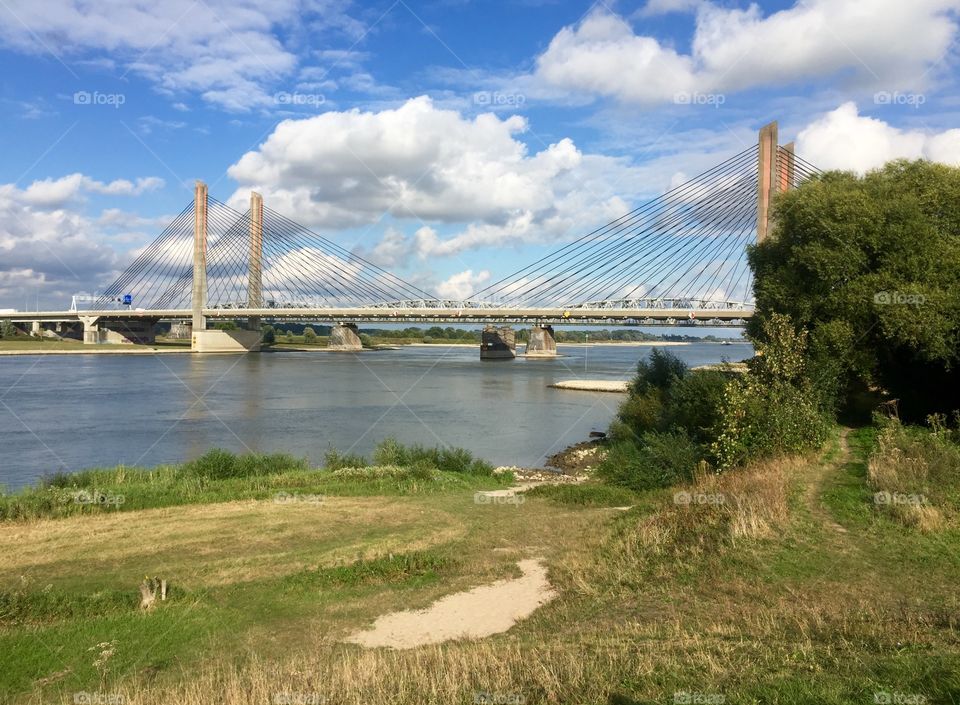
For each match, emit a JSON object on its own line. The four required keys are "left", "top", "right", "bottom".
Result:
{"left": 748, "top": 159, "right": 960, "bottom": 419}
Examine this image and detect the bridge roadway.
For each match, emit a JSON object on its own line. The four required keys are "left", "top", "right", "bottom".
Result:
{"left": 0, "top": 306, "right": 752, "bottom": 325}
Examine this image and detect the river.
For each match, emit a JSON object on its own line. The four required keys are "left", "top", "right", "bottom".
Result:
{"left": 0, "top": 334, "right": 752, "bottom": 490}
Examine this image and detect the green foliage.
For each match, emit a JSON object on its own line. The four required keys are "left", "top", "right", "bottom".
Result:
{"left": 628, "top": 348, "right": 688, "bottom": 395}
{"left": 664, "top": 369, "right": 729, "bottom": 445}
{"left": 597, "top": 430, "right": 701, "bottom": 491}
{"left": 324, "top": 447, "right": 368, "bottom": 470}
{"left": 749, "top": 160, "right": 960, "bottom": 419}
{"left": 303, "top": 326, "right": 317, "bottom": 343}
{"left": 525, "top": 482, "right": 638, "bottom": 507}
{"left": 358, "top": 333, "right": 373, "bottom": 348}
{"left": 181, "top": 449, "right": 308, "bottom": 480}
{"left": 371, "top": 437, "right": 494, "bottom": 475}
{"left": 214, "top": 321, "right": 238, "bottom": 331}
{"left": 285, "top": 551, "right": 455, "bottom": 589}
{"left": 260, "top": 325, "right": 275, "bottom": 345}
{"left": 712, "top": 315, "right": 830, "bottom": 470}
{"left": 0, "top": 320, "right": 16, "bottom": 339}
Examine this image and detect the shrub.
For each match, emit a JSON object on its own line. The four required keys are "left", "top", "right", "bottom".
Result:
{"left": 711, "top": 315, "right": 830, "bottom": 470}
{"left": 303, "top": 327, "right": 317, "bottom": 343}
{"left": 261, "top": 325, "right": 275, "bottom": 345}
{"left": 181, "top": 449, "right": 307, "bottom": 480}
{"left": 628, "top": 348, "right": 688, "bottom": 395}
{"left": 598, "top": 430, "right": 702, "bottom": 492}
{"left": 615, "top": 388, "right": 665, "bottom": 438}
{"left": 323, "top": 448, "right": 368, "bottom": 470}
{"left": 664, "top": 369, "right": 729, "bottom": 444}
{"left": 370, "top": 438, "right": 494, "bottom": 475}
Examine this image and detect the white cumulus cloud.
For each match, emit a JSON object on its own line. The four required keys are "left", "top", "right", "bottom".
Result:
{"left": 796, "top": 102, "right": 960, "bottom": 173}
{"left": 533, "top": 1, "right": 960, "bottom": 105}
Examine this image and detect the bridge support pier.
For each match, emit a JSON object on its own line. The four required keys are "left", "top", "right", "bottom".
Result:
{"left": 30, "top": 320, "right": 41, "bottom": 337}
{"left": 481, "top": 325, "right": 516, "bottom": 360}
{"left": 80, "top": 316, "right": 102, "bottom": 344}
{"left": 525, "top": 324, "right": 557, "bottom": 357}
{"left": 328, "top": 323, "right": 362, "bottom": 351}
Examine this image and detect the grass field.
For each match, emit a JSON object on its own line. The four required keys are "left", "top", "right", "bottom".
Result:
{"left": 1, "top": 430, "right": 958, "bottom": 704}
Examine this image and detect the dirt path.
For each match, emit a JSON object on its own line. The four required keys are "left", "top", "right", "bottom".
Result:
{"left": 804, "top": 428, "right": 852, "bottom": 535}
{"left": 344, "top": 558, "right": 556, "bottom": 649}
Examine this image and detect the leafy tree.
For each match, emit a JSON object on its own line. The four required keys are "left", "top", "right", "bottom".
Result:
{"left": 303, "top": 326, "right": 317, "bottom": 343}
{"left": 0, "top": 320, "right": 16, "bottom": 339}
{"left": 749, "top": 160, "right": 960, "bottom": 419}
{"left": 214, "top": 321, "right": 238, "bottom": 331}
{"left": 261, "top": 325, "right": 276, "bottom": 345}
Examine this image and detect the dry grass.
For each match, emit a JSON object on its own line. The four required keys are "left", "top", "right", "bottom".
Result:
{"left": 0, "top": 497, "right": 464, "bottom": 589}
{"left": 867, "top": 423, "right": 957, "bottom": 531}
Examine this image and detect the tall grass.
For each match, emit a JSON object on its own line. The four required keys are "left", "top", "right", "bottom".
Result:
{"left": 0, "top": 442, "right": 502, "bottom": 522}
{"left": 867, "top": 416, "right": 960, "bottom": 530}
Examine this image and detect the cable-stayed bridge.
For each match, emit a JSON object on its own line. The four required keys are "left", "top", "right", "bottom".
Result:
{"left": 1, "top": 122, "right": 820, "bottom": 354}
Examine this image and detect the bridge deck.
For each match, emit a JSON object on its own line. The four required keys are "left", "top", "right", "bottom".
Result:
{"left": 0, "top": 307, "right": 753, "bottom": 324}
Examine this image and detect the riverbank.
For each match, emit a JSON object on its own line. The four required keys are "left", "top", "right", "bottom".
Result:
{"left": 2, "top": 429, "right": 956, "bottom": 703}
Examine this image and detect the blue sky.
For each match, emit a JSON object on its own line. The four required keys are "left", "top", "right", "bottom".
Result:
{"left": 1, "top": 0, "right": 958, "bottom": 309}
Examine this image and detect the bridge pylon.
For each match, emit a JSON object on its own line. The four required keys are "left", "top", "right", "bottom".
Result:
{"left": 191, "top": 180, "right": 208, "bottom": 334}
{"left": 757, "top": 121, "right": 797, "bottom": 243}
{"left": 248, "top": 191, "right": 263, "bottom": 332}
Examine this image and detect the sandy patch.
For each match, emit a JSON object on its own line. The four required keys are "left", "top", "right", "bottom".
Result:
{"left": 550, "top": 380, "right": 628, "bottom": 392}
{"left": 345, "top": 558, "right": 556, "bottom": 649}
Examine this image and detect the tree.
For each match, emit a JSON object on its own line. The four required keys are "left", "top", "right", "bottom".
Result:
{"left": 749, "top": 160, "right": 960, "bottom": 420}
{"left": 261, "top": 325, "right": 275, "bottom": 345}
{"left": 0, "top": 320, "right": 16, "bottom": 339}
{"left": 303, "top": 327, "right": 317, "bottom": 344}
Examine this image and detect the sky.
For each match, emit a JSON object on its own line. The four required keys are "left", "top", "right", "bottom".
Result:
{"left": 1, "top": 0, "right": 959, "bottom": 309}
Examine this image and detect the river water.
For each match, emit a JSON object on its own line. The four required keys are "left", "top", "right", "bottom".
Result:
{"left": 0, "top": 335, "right": 752, "bottom": 490}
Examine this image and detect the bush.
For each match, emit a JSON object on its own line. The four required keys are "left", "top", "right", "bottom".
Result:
{"left": 598, "top": 430, "right": 702, "bottom": 492}
{"left": 0, "top": 320, "right": 16, "bottom": 339}
{"left": 303, "top": 327, "right": 317, "bottom": 343}
{"left": 664, "top": 369, "right": 729, "bottom": 445}
{"left": 711, "top": 315, "right": 831, "bottom": 470}
{"left": 629, "top": 348, "right": 688, "bottom": 395}
{"left": 261, "top": 325, "right": 275, "bottom": 345}
{"left": 324, "top": 438, "right": 495, "bottom": 476}
{"left": 181, "top": 449, "right": 307, "bottom": 480}
{"left": 323, "top": 448, "right": 368, "bottom": 470}
{"left": 615, "top": 388, "right": 665, "bottom": 438}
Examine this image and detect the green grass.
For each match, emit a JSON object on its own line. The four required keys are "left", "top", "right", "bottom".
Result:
{"left": 524, "top": 482, "right": 639, "bottom": 507}
{"left": 0, "top": 446, "right": 508, "bottom": 521}
{"left": 3, "top": 427, "right": 960, "bottom": 704}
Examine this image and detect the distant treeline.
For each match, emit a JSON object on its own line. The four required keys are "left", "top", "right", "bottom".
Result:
{"left": 208, "top": 322, "right": 737, "bottom": 344}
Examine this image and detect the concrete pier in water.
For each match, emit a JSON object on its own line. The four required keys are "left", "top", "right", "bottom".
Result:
{"left": 481, "top": 325, "right": 516, "bottom": 360}
{"left": 328, "top": 323, "right": 362, "bottom": 351}
{"left": 525, "top": 325, "right": 557, "bottom": 357}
